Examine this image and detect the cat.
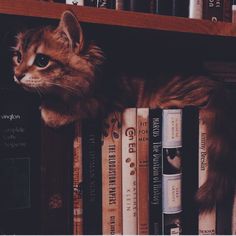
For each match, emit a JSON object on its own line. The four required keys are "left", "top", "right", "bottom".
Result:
{"left": 12, "top": 11, "right": 235, "bottom": 211}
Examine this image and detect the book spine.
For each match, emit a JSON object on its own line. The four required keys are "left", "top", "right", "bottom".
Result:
{"left": 232, "top": 1, "right": 236, "bottom": 23}
{"left": 182, "top": 107, "right": 199, "bottom": 235}
{"left": 97, "top": 0, "right": 115, "bottom": 8}
{"left": 232, "top": 188, "right": 236, "bottom": 235}
{"left": 172, "top": 0, "right": 189, "bottom": 17}
{"left": 223, "top": 0, "right": 232, "bottom": 22}
{"left": 198, "top": 109, "right": 216, "bottom": 235}
{"left": 102, "top": 112, "right": 122, "bottom": 235}
{"left": 162, "top": 109, "right": 183, "bottom": 235}
{"left": 73, "top": 122, "right": 83, "bottom": 235}
{"left": 115, "top": 0, "right": 124, "bottom": 10}
{"left": 137, "top": 108, "right": 149, "bottom": 234}
{"left": 149, "top": 108, "right": 162, "bottom": 235}
{"left": 41, "top": 124, "right": 74, "bottom": 234}
{"left": 84, "top": 0, "right": 97, "bottom": 6}
{"left": 189, "top": 0, "right": 203, "bottom": 19}
{"left": 129, "top": 0, "right": 150, "bottom": 12}
{"left": 66, "top": 0, "right": 84, "bottom": 5}
{"left": 203, "top": 0, "right": 224, "bottom": 22}
{"left": 122, "top": 108, "right": 137, "bottom": 235}
{"left": 156, "top": 0, "right": 173, "bottom": 15}
{"left": 82, "top": 119, "right": 102, "bottom": 235}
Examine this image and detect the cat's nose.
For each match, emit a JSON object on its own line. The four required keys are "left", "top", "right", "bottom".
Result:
{"left": 15, "top": 74, "right": 25, "bottom": 81}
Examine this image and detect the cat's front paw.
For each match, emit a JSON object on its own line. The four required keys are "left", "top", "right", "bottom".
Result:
{"left": 41, "top": 108, "right": 76, "bottom": 128}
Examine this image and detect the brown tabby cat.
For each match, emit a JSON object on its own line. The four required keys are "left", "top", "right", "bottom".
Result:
{"left": 12, "top": 11, "right": 235, "bottom": 211}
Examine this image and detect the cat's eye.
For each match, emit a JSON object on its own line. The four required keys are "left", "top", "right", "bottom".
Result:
{"left": 13, "top": 51, "right": 22, "bottom": 64}
{"left": 34, "top": 53, "right": 50, "bottom": 68}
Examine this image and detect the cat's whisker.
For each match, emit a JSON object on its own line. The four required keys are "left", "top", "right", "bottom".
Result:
{"left": 45, "top": 81, "right": 81, "bottom": 96}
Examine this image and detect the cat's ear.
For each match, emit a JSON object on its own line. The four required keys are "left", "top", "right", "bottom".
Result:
{"left": 58, "top": 10, "right": 84, "bottom": 53}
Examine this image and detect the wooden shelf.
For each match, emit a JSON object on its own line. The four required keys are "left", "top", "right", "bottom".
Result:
{"left": 1, "top": 0, "right": 236, "bottom": 37}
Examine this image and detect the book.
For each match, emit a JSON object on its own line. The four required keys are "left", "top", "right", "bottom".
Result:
{"left": 122, "top": 108, "right": 137, "bottom": 235}
{"left": 84, "top": 0, "right": 115, "bottom": 8}
{"left": 162, "top": 109, "right": 183, "bottom": 235}
{"left": 172, "top": 0, "right": 189, "bottom": 17}
{"left": 66, "top": 0, "right": 84, "bottom": 5}
{"left": 41, "top": 123, "right": 74, "bottom": 234}
{"left": 156, "top": 0, "right": 173, "bottom": 15}
{"left": 223, "top": 0, "right": 232, "bottom": 22}
{"left": 136, "top": 108, "right": 149, "bottom": 234}
{"left": 232, "top": 188, "right": 236, "bottom": 235}
{"left": 189, "top": 0, "right": 203, "bottom": 19}
{"left": 182, "top": 106, "right": 199, "bottom": 235}
{"left": 101, "top": 112, "right": 122, "bottom": 235}
{"left": 203, "top": 0, "right": 224, "bottom": 22}
{"left": 0, "top": 89, "right": 41, "bottom": 234}
{"left": 198, "top": 109, "right": 216, "bottom": 235}
{"left": 73, "top": 122, "right": 83, "bottom": 235}
{"left": 129, "top": 0, "right": 151, "bottom": 12}
{"left": 149, "top": 108, "right": 162, "bottom": 235}
{"left": 115, "top": 0, "right": 124, "bottom": 10}
{"left": 82, "top": 118, "right": 102, "bottom": 235}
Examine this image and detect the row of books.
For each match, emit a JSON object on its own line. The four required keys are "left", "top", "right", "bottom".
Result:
{"left": 0, "top": 88, "right": 234, "bottom": 235}
{"left": 48, "top": 0, "right": 235, "bottom": 22}
{"left": 72, "top": 107, "right": 222, "bottom": 235}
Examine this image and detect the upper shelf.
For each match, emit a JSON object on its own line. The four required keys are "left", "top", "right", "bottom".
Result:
{"left": 1, "top": 0, "right": 236, "bottom": 37}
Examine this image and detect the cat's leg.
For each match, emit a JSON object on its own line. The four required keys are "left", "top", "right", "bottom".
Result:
{"left": 41, "top": 107, "right": 76, "bottom": 127}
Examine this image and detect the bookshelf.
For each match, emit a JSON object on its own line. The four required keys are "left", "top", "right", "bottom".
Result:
{"left": 0, "top": 0, "right": 235, "bottom": 235}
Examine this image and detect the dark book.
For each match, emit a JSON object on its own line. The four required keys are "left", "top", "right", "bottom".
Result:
{"left": 172, "top": 0, "right": 189, "bottom": 17}
{"left": 129, "top": 0, "right": 151, "bottom": 12}
{"left": 162, "top": 109, "right": 183, "bottom": 235}
{"left": 84, "top": 0, "right": 97, "bottom": 6}
{"left": 149, "top": 108, "right": 162, "bottom": 235}
{"left": 41, "top": 123, "right": 74, "bottom": 234}
{"left": 82, "top": 118, "right": 102, "bottom": 235}
{"left": 182, "top": 106, "right": 199, "bottom": 235}
{"left": 203, "top": 0, "right": 224, "bottom": 22}
{"left": 0, "top": 89, "right": 41, "bottom": 234}
{"left": 156, "top": 0, "right": 173, "bottom": 15}
{"left": 84, "top": 0, "right": 115, "bottom": 8}
{"left": 223, "top": 0, "right": 232, "bottom": 22}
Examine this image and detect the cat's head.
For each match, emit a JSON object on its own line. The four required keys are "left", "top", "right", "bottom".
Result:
{"left": 12, "top": 11, "right": 104, "bottom": 101}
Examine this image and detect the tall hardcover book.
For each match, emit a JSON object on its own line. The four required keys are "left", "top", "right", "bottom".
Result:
{"left": 41, "top": 123, "right": 74, "bottom": 234}
{"left": 102, "top": 112, "right": 122, "bottom": 235}
{"left": 73, "top": 122, "right": 83, "bottom": 235}
{"left": 162, "top": 109, "right": 182, "bottom": 235}
{"left": 82, "top": 118, "right": 102, "bottom": 235}
{"left": 136, "top": 108, "right": 149, "bottom": 234}
{"left": 198, "top": 109, "right": 216, "bottom": 235}
{"left": 122, "top": 108, "right": 137, "bottom": 235}
{"left": 189, "top": 0, "right": 203, "bottom": 19}
{"left": 182, "top": 106, "right": 199, "bottom": 235}
{"left": 0, "top": 89, "right": 41, "bottom": 234}
{"left": 203, "top": 0, "right": 224, "bottom": 22}
{"left": 149, "top": 108, "right": 162, "bottom": 235}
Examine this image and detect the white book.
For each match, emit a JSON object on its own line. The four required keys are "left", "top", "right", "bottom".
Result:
{"left": 198, "top": 110, "right": 216, "bottom": 235}
{"left": 66, "top": 0, "right": 84, "bottom": 5}
{"left": 189, "top": 0, "right": 203, "bottom": 19}
{"left": 122, "top": 108, "right": 137, "bottom": 235}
